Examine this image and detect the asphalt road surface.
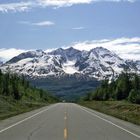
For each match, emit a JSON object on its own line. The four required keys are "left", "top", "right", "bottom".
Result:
{"left": 0, "top": 103, "right": 140, "bottom": 140}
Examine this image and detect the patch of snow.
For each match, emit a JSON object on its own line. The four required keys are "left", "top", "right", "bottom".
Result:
{"left": 63, "top": 61, "right": 79, "bottom": 74}
{"left": 17, "top": 58, "right": 33, "bottom": 65}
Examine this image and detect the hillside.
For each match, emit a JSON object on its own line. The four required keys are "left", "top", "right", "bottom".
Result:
{"left": 84, "top": 72, "right": 140, "bottom": 104}
{"left": 29, "top": 76, "right": 100, "bottom": 101}
{"left": 80, "top": 72, "right": 140, "bottom": 125}
{"left": 0, "top": 70, "right": 58, "bottom": 120}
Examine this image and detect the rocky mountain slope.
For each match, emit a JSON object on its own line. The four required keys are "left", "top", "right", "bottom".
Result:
{"left": 0, "top": 47, "right": 139, "bottom": 80}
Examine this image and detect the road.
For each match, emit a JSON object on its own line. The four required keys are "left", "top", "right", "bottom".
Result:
{"left": 0, "top": 103, "right": 140, "bottom": 140}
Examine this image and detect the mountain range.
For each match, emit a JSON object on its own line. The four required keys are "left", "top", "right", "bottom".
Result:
{"left": 1, "top": 46, "right": 140, "bottom": 100}
{"left": 0, "top": 47, "right": 139, "bottom": 80}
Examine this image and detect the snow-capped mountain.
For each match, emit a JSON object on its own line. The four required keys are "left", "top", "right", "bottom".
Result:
{"left": 126, "top": 60, "right": 140, "bottom": 71}
{"left": 75, "top": 47, "right": 133, "bottom": 80}
{"left": 0, "top": 47, "right": 139, "bottom": 80}
{"left": 135, "top": 61, "right": 140, "bottom": 71}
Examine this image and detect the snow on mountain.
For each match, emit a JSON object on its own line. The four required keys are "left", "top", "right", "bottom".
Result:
{"left": 1, "top": 50, "right": 65, "bottom": 77}
{"left": 136, "top": 61, "right": 140, "bottom": 70}
{"left": 75, "top": 47, "right": 131, "bottom": 80}
{"left": 126, "top": 60, "right": 140, "bottom": 72}
{"left": 7, "top": 49, "right": 46, "bottom": 64}
{"left": 63, "top": 60, "right": 79, "bottom": 74}
{"left": 48, "top": 47, "right": 82, "bottom": 62}
{"left": 0, "top": 47, "right": 139, "bottom": 80}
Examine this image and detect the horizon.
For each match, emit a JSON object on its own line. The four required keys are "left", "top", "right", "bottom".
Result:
{"left": 0, "top": 37, "right": 140, "bottom": 61}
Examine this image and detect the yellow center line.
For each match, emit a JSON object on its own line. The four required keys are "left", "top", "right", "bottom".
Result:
{"left": 64, "top": 128, "right": 68, "bottom": 140}
{"left": 64, "top": 116, "right": 67, "bottom": 120}
{"left": 64, "top": 104, "right": 68, "bottom": 140}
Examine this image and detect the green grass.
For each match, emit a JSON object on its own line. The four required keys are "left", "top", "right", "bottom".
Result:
{"left": 0, "top": 96, "right": 48, "bottom": 120}
{"left": 79, "top": 100, "right": 140, "bottom": 125}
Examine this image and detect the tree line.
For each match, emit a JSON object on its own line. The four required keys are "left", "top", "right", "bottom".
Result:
{"left": 84, "top": 72, "right": 140, "bottom": 104}
{"left": 0, "top": 70, "right": 58, "bottom": 103}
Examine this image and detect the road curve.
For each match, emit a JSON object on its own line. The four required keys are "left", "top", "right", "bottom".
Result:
{"left": 0, "top": 103, "right": 140, "bottom": 140}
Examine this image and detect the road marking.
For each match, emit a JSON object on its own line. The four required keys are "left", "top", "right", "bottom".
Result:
{"left": 64, "top": 116, "right": 67, "bottom": 120}
{"left": 64, "top": 128, "right": 68, "bottom": 140}
{"left": 64, "top": 104, "right": 68, "bottom": 140}
{"left": 0, "top": 104, "right": 57, "bottom": 134}
{"left": 79, "top": 105, "right": 140, "bottom": 139}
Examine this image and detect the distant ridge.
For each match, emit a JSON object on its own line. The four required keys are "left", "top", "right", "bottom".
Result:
{"left": 1, "top": 47, "right": 140, "bottom": 80}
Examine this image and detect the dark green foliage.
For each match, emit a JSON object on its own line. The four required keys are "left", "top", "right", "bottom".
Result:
{"left": 2, "top": 73, "right": 10, "bottom": 96}
{"left": 0, "top": 72, "right": 58, "bottom": 103}
{"left": 132, "top": 74, "right": 140, "bottom": 90}
{"left": 128, "top": 89, "right": 140, "bottom": 104}
{"left": 84, "top": 72, "right": 140, "bottom": 104}
{"left": 128, "top": 89, "right": 137, "bottom": 103}
{"left": 29, "top": 76, "right": 100, "bottom": 102}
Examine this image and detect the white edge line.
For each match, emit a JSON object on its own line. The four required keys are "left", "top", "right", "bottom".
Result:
{"left": 0, "top": 104, "right": 57, "bottom": 133}
{"left": 79, "top": 105, "right": 140, "bottom": 139}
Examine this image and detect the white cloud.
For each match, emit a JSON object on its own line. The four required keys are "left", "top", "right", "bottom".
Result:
{"left": 36, "top": 0, "right": 136, "bottom": 8}
{"left": 19, "top": 20, "right": 55, "bottom": 27}
{"left": 71, "top": 37, "right": 140, "bottom": 60}
{"left": 36, "top": 0, "right": 93, "bottom": 8}
{"left": 0, "top": 37, "right": 140, "bottom": 62}
{"left": 0, "top": 0, "right": 137, "bottom": 13}
{"left": 72, "top": 27, "right": 85, "bottom": 30}
{"left": 32, "top": 21, "right": 55, "bottom": 26}
{"left": 0, "top": 2, "right": 32, "bottom": 13}
{"left": 0, "top": 48, "right": 27, "bottom": 62}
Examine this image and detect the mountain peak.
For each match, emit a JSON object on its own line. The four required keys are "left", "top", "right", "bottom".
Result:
{"left": 65, "top": 47, "right": 77, "bottom": 51}
{"left": 36, "top": 49, "right": 44, "bottom": 53}
{"left": 49, "top": 47, "right": 79, "bottom": 54}
{"left": 1, "top": 47, "right": 139, "bottom": 80}
{"left": 6, "top": 50, "right": 45, "bottom": 64}
{"left": 90, "top": 46, "right": 110, "bottom": 53}
{"left": 35, "top": 49, "right": 46, "bottom": 56}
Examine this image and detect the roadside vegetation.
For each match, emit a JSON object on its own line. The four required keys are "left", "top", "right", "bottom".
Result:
{"left": 0, "top": 70, "right": 58, "bottom": 120}
{"left": 80, "top": 72, "right": 140, "bottom": 125}
{"left": 79, "top": 101, "right": 140, "bottom": 125}
{"left": 84, "top": 72, "right": 140, "bottom": 104}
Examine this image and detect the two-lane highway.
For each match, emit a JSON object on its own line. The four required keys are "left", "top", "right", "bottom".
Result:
{"left": 0, "top": 103, "right": 140, "bottom": 140}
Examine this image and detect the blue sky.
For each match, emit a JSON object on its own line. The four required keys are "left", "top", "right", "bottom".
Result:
{"left": 0, "top": 0, "right": 140, "bottom": 61}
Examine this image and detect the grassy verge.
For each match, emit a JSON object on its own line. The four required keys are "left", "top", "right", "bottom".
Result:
{"left": 79, "top": 101, "right": 140, "bottom": 125}
{"left": 0, "top": 96, "right": 49, "bottom": 120}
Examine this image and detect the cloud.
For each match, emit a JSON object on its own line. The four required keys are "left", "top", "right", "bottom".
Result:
{"left": 0, "top": 48, "right": 27, "bottom": 62}
{"left": 32, "top": 21, "right": 55, "bottom": 26}
{"left": 36, "top": 0, "right": 136, "bottom": 8}
{"left": 0, "top": 0, "right": 137, "bottom": 13}
{"left": 0, "top": 2, "right": 32, "bottom": 13}
{"left": 19, "top": 20, "right": 55, "bottom": 27}
{"left": 72, "top": 27, "right": 85, "bottom": 30}
{"left": 71, "top": 37, "right": 140, "bottom": 60}
{"left": 36, "top": 0, "right": 93, "bottom": 8}
{"left": 0, "top": 37, "right": 140, "bottom": 62}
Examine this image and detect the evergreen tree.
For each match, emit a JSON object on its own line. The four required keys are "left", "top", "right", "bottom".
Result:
{"left": 85, "top": 72, "right": 140, "bottom": 104}
{"left": 132, "top": 74, "right": 139, "bottom": 90}
{"left": 0, "top": 72, "right": 57, "bottom": 102}
{"left": 2, "top": 73, "right": 10, "bottom": 96}
{"left": 128, "top": 89, "right": 137, "bottom": 103}
{"left": 12, "top": 80, "right": 20, "bottom": 100}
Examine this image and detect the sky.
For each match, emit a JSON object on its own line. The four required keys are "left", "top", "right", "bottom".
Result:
{"left": 0, "top": 0, "right": 140, "bottom": 61}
